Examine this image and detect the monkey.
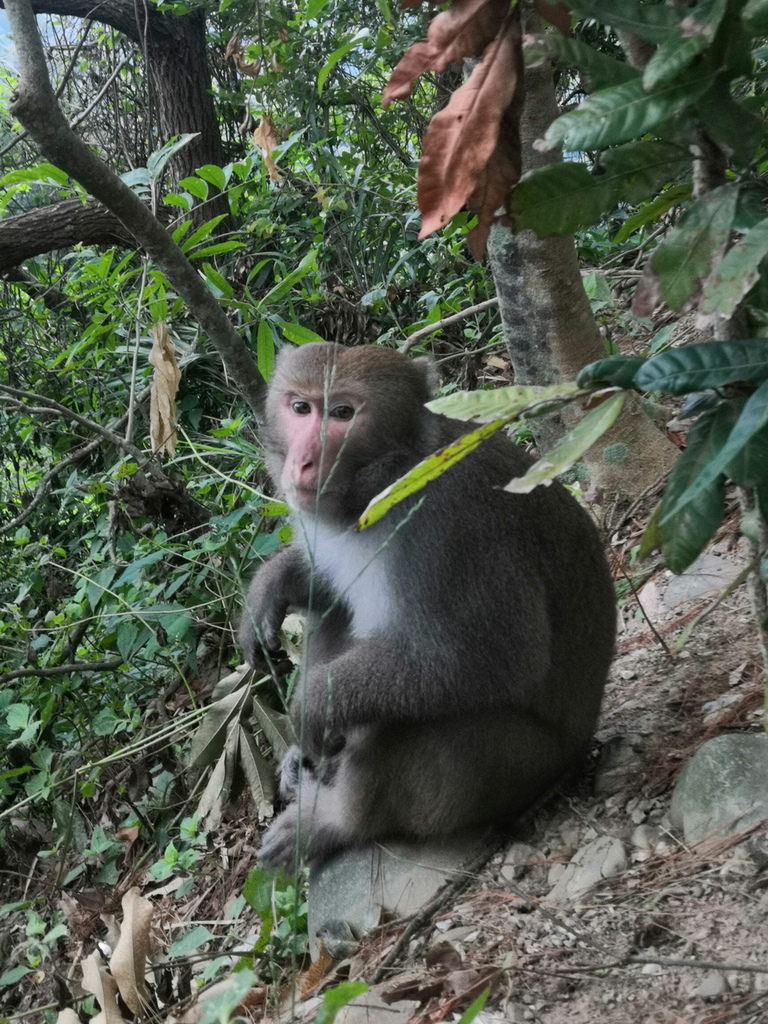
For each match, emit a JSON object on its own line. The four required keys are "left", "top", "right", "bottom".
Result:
{"left": 239, "top": 342, "right": 616, "bottom": 869}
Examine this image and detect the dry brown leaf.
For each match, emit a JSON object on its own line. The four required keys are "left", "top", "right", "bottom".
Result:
{"left": 110, "top": 888, "right": 154, "bottom": 1016}
{"left": 298, "top": 940, "right": 334, "bottom": 998}
{"left": 417, "top": 15, "right": 523, "bottom": 255}
{"left": 254, "top": 117, "right": 282, "bottom": 182}
{"left": 384, "top": 0, "right": 508, "bottom": 108}
{"left": 82, "top": 950, "right": 127, "bottom": 1024}
{"left": 148, "top": 323, "right": 180, "bottom": 457}
{"left": 225, "top": 34, "right": 261, "bottom": 76}
{"left": 224, "top": 33, "right": 241, "bottom": 60}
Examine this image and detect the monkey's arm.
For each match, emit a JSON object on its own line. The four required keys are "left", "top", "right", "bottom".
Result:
{"left": 239, "top": 545, "right": 311, "bottom": 661}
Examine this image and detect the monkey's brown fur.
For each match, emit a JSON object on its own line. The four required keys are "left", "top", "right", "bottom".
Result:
{"left": 240, "top": 343, "right": 616, "bottom": 868}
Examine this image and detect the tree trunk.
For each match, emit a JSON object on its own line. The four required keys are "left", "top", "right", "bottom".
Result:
{"left": 488, "top": 49, "right": 677, "bottom": 498}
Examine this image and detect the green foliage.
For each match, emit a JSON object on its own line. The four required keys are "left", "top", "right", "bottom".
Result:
{"left": 243, "top": 866, "right": 309, "bottom": 962}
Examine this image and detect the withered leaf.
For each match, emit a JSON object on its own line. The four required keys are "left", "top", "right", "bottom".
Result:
{"left": 383, "top": 0, "right": 509, "bottom": 108}
{"left": 254, "top": 116, "right": 282, "bottom": 182}
{"left": 417, "top": 16, "right": 523, "bottom": 255}
{"left": 148, "top": 322, "right": 180, "bottom": 458}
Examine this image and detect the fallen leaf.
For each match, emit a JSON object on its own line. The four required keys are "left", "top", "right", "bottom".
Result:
{"left": 82, "top": 950, "right": 127, "bottom": 1024}
{"left": 148, "top": 322, "right": 180, "bottom": 457}
{"left": 110, "top": 888, "right": 155, "bottom": 1015}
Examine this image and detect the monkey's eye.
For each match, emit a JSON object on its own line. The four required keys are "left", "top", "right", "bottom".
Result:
{"left": 291, "top": 401, "right": 311, "bottom": 415}
{"left": 331, "top": 405, "right": 355, "bottom": 421}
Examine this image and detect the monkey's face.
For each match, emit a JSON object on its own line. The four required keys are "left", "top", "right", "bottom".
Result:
{"left": 275, "top": 388, "right": 369, "bottom": 515}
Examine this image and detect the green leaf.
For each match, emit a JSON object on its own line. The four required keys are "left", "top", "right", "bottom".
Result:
{"left": 117, "top": 622, "right": 139, "bottom": 661}
{"left": 635, "top": 340, "right": 768, "bottom": 393}
{"left": 568, "top": 0, "right": 684, "bottom": 44}
{"left": 278, "top": 322, "right": 327, "bottom": 345}
{"left": 359, "top": 419, "right": 510, "bottom": 530}
{"left": 0, "top": 966, "right": 32, "bottom": 986}
{"left": 182, "top": 215, "right": 229, "bottom": 250}
{"left": 662, "top": 378, "right": 768, "bottom": 525}
{"left": 147, "top": 134, "right": 198, "bottom": 182}
{"left": 257, "top": 321, "right": 276, "bottom": 380}
{"left": 504, "top": 393, "right": 626, "bottom": 494}
{"left": 317, "top": 30, "right": 369, "bottom": 95}
{"left": 638, "top": 502, "right": 663, "bottom": 560}
{"left": 577, "top": 356, "right": 647, "bottom": 390}
{"left": 169, "top": 926, "right": 216, "bottom": 957}
{"left": 202, "top": 263, "right": 234, "bottom": 299}
{"left": 613, "top": 183, "right": 692, "bottom": 244}
{"left": 257, "top": 250, "right": 318, "bottom": 308}
{"left": 427, "top": 383, "right": 580, "bottom": 422}
{"left": 643, "top": 36, "right": 707, "bottom": 90}
{"left": 700, "top": 216, "right": 768, "bottom": 318}
{"left": 457, "top": 989, "right": 490, "bottom": 1024}
{"left": 178, "top": 176, "right": 209, "bottom": 201}
{"left": 696, "top": 86, "right": 763, "bottom": 167}
{"left": 314, "top": 982, "right": 369, "bottom": 1024}
{"left": 0, "top": 163, "right": 69, "bottom": 185}
{"left": 196, "top": 164, "right": 228, "bottom": 190}
{"left": 199, "top": 970, "right": 257, "bottom": 1024}
{"left": 188, "top": 241, "right": 244, "bottom": 258}
{"left": 548, "top": 34, "right": 638, "bottom": 90}
{"left": 659, "top": 403, "right": 735, "bottom": 573}
{"left": 113, "top": 551, "right": 164, "bottom": 587}
{"left": 544, "top": 75, "right": 713, "bottom": 153}
{"left": 744, "top": 0, "right": 768, "bottom": 33}
{"left": 511, "top": 142, "right": 688, "bottom": 236}
{"left": 652, "top": 185, "right": 738, "bottom": 310}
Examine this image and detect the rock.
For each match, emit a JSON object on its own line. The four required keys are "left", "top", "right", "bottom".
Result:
{"left": 669, "top": 734, "right": 768, "bottom": 844}
{"left": 499, "top": 842, "right": 543, "bottom": 882}
{"left": 692, "top": 970, "right": 729, "bottom": 999}
{"left": 594, "top": 734, "right": 644, "bottom": 796}
{"left": 546, "top": 836, "right": 628, "bottom": 902}
{"left": 662, "top": 554, "right": 741, "bottom": 609}
{"left": 308, "top": 833, "right": 488, "bottom": 959}
{"left": 334, "top": 985, "right": 420, "bottom": 1024}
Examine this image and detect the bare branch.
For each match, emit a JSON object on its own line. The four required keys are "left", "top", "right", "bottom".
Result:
{"left": 401, "top": 297, "right": 499, "bottom": 354}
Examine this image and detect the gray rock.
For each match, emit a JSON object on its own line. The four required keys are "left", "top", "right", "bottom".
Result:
{"left": 669, "top": 734, "right": 768, "bottom": 844}
{"left": 499, "top": 842, "right": 543, "bottom": 882}
{"left": 308, "top": 833, "right": 488, "bottom": 959}
{"left": 546, "top": 836, "right": 628, "bottom": 901}
{"left": 594, "top": 734, "right": 644, "bottom": 796}
{"left": 334, "top": 985, "right": 420, "bottom": 1024}
{"left": 662, "top": 553, "right": 741, "bottom": 608}
{"left": 692, "top": 970, "right": 729, "bottom": 999}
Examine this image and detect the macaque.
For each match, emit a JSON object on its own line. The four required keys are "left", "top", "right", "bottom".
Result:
{"left": 240, "top": 343, "right": 616, "bottom": 868}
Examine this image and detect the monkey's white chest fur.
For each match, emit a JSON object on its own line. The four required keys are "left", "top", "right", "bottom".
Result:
{"left": 299, "top": 520, "right": 394, "bottom": 637}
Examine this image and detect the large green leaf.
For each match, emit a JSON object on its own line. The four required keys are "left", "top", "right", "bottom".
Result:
{"left": 700, "top": 216, "right": 768, "bottom": 317}
{"left": 651, "top": 185, "right": 738, "bottom": 310}
{"left": 613, "top": 183, "right": 692, "bottom": 244}
{"left": 577, "top": 356, "right": 647, "bottom": 390}
{"left": 427, "top": 383, "right": 580, "bottom": 422}
{"left": 696, "top": 86, "right": 763, "bottom": 167}
{"left": 661, "top": 378, "right": 768, "bottom": 524}
{"left": 568, "top": 0, "right": 684, "bottom": 44}
{"left": 659, "top": 402, "right": 736, "bottom": 573}
{"left": 643, "top": 36, "right": 708, "bottom": 90}
{"left": 358, "top": 418, "right": 510, "bottom": 530}
{"left": 544, "top": 75, "right": 713, "bottom": 153}
{"left": 504, "top": 393, "right": 626, "bottom": 494}
{"left": 635, "top": 340, "right": 768, "bottom": 393}
{"left": 548, "top": 35, "right": 639, "bottom": 90}
{"left": 511, "top": 142, "right": 688, "bottom": 237}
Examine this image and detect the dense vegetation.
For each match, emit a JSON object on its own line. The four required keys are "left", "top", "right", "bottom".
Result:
{"left": 1, "top": 0, "right": 768, "bottom": 1017}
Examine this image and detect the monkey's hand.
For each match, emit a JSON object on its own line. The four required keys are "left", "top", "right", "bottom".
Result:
{"left": 259, "top": 804, "right": 300, "bottom": 870}
{"left": 239, "top": 546, "right": 310, "bottom": 662}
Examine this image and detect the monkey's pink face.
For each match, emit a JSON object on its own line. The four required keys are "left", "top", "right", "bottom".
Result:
{"left": 278, "top": 392, "right": 365, "bottom": 512}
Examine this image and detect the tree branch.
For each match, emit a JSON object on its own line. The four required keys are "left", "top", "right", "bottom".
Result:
{"left": 3, "top": 0, "right": 266, "bottom": 415}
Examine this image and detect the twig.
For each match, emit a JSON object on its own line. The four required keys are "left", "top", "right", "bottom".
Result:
{"left": 0, "top": 659, "right": 124, "bottom": 684}
{"left": 401, "top": 298, "right": 499, "bottom": 355}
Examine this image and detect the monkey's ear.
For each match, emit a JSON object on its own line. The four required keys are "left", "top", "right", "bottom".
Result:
{"left": 412, "top": 355, "right": 439, "bottom": 397}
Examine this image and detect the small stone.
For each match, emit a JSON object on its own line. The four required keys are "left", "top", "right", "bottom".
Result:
{"left": 693, "top": 971, "right": 729, "bottom": 999}
{"left": 641, "top": 962, "right": 663, "bottom": 975}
